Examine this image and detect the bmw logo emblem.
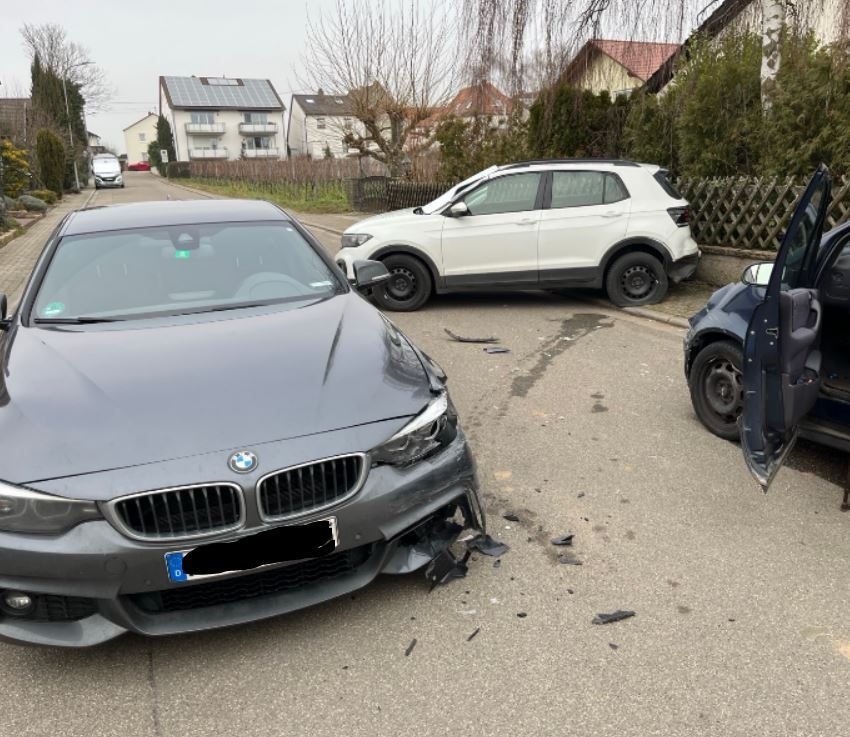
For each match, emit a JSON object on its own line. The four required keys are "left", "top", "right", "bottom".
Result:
{"left": 229, "top": 450, "right": 258, "bottom": 474}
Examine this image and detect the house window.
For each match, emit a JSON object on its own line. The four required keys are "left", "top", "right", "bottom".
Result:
{"left": 316, "top": 117, "right": 326, "bottom": 129}
{"left": 138, "top": 132, "right": 146, "bottom": 142}
{"left": 245, "top": 136, "right": 272, "bottom": 150}
{"left": 190, "top": 111, "right": 215, "bottom": 124}
{"left": 193, "top": 136, "right": 218, "bottom": 150}
{"left": 343, "top": 117, "right": 352, "bottom": 129}
{"left": 243, "top": 112, "right": 268, "bottom": 123}
{"left": 142, "top": 152, "right": 149, "bottom": 162}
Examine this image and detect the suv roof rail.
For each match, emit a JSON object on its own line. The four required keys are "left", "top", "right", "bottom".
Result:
{"left": 501, "top": 158, "right": 640, "bottom": 169}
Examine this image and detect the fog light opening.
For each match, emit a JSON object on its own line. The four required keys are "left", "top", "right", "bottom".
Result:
{"left": 1, "top": 591, "right": 35, "bottom": 616}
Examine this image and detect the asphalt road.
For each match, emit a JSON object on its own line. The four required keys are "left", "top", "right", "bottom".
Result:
{"left": 3, "top": 172, "right": 849, "bottom": 737}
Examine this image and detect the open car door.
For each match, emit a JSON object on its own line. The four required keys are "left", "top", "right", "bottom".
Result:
{"left": 741, "top": 165, "right": 831, "bottom": 490}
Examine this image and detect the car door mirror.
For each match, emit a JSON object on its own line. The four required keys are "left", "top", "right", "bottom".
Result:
{"left": 448, "top": 201, "right": 469, "bottom": 217}
{"left": 352, "top": 259, "right": 390, "bottom": 291}
{"left": 742, "top": 262, "right": 774, "bottom": 287}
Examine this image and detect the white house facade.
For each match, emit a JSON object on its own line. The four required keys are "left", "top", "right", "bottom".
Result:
{"left": 287, "top": 93, "right": 365, "bottom": 158}
{"left": 122, "top": 113, "right": 158, "bottom": 163}
{"left": 159, "top": 76, "right": 286, "bottom": 162}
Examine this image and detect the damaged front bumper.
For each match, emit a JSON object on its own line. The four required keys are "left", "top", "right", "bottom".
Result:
{"left": 0, "top": 431, "right": 485, "bottom": 648}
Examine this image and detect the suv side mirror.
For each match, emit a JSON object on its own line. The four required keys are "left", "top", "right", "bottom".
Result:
{"left": 448, "top": 201, "right": 469, "bottom": 217}
{"left": 352, "top": 259, "right": 390, "bottom": 291}
{"left": 741, "top": 262, "right": 774, "bottom": 287}
{"left": 0, "top": 293, "right": 9, "bottom": 330}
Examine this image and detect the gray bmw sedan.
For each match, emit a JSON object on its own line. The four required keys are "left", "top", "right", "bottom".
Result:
{"left": 0, "top": 199, "right": 485, "bottom": 646}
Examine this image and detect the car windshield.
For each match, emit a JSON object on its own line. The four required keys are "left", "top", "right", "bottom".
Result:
{"left": 419, "top": 165, "right": 500, "bottom": 215}
{"left": 31, "top": 221, "right": 344, "bottom": 322}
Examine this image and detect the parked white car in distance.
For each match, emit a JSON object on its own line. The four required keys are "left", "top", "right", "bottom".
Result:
{"left": 336, "top": 159, "right": 700, "bottom": 310}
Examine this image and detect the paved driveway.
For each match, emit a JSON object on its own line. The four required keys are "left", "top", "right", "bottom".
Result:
{"left": 2, "top": 173, "right": 849, "bottom": 737}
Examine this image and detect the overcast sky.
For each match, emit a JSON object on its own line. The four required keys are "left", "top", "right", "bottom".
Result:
{"left": 0, "top": 0, "right": 339, "bottom": 151}
{"left": 1, "top": 0, "right": 704, "bottom": 153}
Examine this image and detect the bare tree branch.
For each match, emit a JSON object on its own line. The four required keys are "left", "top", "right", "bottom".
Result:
{"left": 20, "top": 23, "right": 112, "bottom": 111}
{"left": 299, "top": 0, "right": 460, "bottom": 174}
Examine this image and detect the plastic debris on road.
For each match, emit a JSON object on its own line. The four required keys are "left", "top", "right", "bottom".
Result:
{"left": 444, "top": 328, "right": 498, "bottom": 344}
{"left": 592, "top": 610, "right": 636, "bottom": 625}
{"left": 466, "top": 534, "right": 510, "bottom": 557}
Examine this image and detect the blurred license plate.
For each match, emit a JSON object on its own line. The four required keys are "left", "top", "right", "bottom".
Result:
{"left": 165, "top": 517, "right": 338, "bottom": 583}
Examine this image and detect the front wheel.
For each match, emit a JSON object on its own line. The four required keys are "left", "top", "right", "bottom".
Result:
{"left": 688, "top": 340, "right": 744, "bottom": 441}
{"left": 605, "top": 252, "right": 668, "bottom": 307}
{"left": 372, "top": 254, "right": 432, "bottom": 312}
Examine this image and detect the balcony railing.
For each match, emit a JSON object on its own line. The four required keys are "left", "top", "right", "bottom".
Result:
{"left": 185, "top": 122, "right": 225, "bottom": 134}
{"left": 189, "top": 147, "right": 228, "bottom": 159}
{"left": 239, "top": 122, "right": 278, "bottom": 134}
{"left": 243, "top": 148, "right": 280, "bottom": 158}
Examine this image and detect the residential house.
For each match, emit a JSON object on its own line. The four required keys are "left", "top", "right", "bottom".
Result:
{"left": 0, "top": 98, "right": 31, "bottom": 146}
{"left": 444, "top": 81, "right": 515, "bottom": 127}
{"left": 647, "top": 0, "right": 849, "bottom": 92}
{"left": 122, "top": 112, "right": 158, "bottom": 164}
{"left": 159, "top": 76, "right": 286, "bottom": 162}
{"left": 562, "top": 39, "right": 681, "bottom": 97}
{"left": 287, "top": 92, "right": 364, "bottom": 158}
{"left": 88, "top": 131, "right": 107, "bottom": 155}
{"left": 405, "top": 81, "right": 515, "bottom": 151}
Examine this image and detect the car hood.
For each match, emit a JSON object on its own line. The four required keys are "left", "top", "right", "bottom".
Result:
{"left": 345, "top": 208, "right": 429, "bottom": 234}
{"left": 0, "top": 293, "right": 432, "bottom": 484}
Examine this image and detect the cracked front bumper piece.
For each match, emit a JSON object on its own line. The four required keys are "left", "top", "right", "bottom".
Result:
{"left": 0, "top": 431, "right": 484, "bottom": 647}
{"left": 667, "top": 252, "right": 701, "bottom": 283}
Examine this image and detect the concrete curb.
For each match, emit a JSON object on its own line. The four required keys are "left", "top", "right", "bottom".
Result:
{"left": 583, "top": 297, "right": 690, "bottom": 329}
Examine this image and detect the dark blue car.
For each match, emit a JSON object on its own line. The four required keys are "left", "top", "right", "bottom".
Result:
{"left": 684, "top": 166, "right": 850, "bottom": 490}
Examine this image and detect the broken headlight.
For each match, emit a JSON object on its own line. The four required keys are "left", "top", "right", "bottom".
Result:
{"left": 371, "top": 392, "right": 457, "bottom": 466}
{"left": 0, "top": 480, "right": 101, "bottom": 534}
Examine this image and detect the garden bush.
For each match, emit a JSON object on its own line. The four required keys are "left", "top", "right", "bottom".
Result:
{"left": 2, "top": 195, "right": 19, "bottom": 211}
{"left": 0, "top": 140, "right": 30, "bottom": 198}
{"left": 27, "top": 189, "right": 58, "bottom": 205}
{"left": 18, "top": 194, "right": 48, "bottom": 213}
{"left": 35, "top": 129, "right": 65, "bottom": 197}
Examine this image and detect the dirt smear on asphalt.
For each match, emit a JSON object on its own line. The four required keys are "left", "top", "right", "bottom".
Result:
{"left": 510, "top": 313, "right": 614, "bottom": 400}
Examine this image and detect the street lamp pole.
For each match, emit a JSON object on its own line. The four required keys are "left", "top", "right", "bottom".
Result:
{"left": 61, "top": 61, "right": 94, "bottom": 192}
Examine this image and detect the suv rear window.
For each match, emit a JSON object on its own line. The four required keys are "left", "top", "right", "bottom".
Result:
{"left": 653, "top": 170, "right": 683, "bottom": 199}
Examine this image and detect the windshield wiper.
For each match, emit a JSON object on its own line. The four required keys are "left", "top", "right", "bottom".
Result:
{"left": 413, "top": 206, "right": 423, "bottom": 214}
{"left": 33, "top": 316, "right": 125, "bottom": 324}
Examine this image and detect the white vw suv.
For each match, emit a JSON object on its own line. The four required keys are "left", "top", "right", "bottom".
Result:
{"left": 336, "top": 159, "right": 700, "bottom": 311}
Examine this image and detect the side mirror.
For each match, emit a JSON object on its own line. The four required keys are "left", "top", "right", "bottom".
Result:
{"left": 352, "top": 259, "right": 390, "bottom": 291}
{"left": 0, "top": 294, "right": 9, "bottom": 331}
{"left": 741, "top": 262, "right": 774, "bottom": 287}
{"left": 448, "top": 201, "right": 469, "bottom": 217}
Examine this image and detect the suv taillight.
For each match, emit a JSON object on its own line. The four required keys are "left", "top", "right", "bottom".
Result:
{"left": 667, "top": 207, "right": 689, "bottom": 226}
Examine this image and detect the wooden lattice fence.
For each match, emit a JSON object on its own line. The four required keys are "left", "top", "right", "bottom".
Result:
{"left": 678, "top": 176, "right": 850, "bottom": 252}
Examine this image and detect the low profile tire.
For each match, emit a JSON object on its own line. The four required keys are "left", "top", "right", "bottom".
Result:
{"left": 688, "top": 340, "right": 744, "bottom": 441}
{"left": 605, "top": 252, "right": 668, "bottom": 307}
{"left": 373, "top": 254, "right": 432, "bottom": 312}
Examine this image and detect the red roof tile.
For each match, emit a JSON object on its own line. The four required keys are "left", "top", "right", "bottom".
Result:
{"left": 593, "top": 39, "right": 681, "bottom": 81}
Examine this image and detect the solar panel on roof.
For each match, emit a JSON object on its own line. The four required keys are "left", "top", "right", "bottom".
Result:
{"left": 163, "top": 77, "right": 281, "bottom": 109}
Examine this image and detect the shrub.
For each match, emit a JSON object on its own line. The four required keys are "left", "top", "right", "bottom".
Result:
{"left": 165, "top": 161, "right": 191, "bottom": 178}
{"left": 673, "top": 33, "right": 764, "bottom": 177}
{"left": 435, "top": 113, "right": 530, "bottom": 181}
{"left": 27, "top": 188, "right": 58, "bottom": 205}
{"left": 0, "top": 139, "right": 30, "bottom": 198}
{"left": 35, "top": 129, "right": 65, "bottom": 197}
{"left": 2, "top": 195, "right": 19, "bottom": 211}
{"left": 527, "top": 84, "right": 627, "bottom": 159}
{"left": 762, "top": 35, "right": 850, "bottom": 176}
{"left": 18, "top": 194, "right": 48, "bottom": 213}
